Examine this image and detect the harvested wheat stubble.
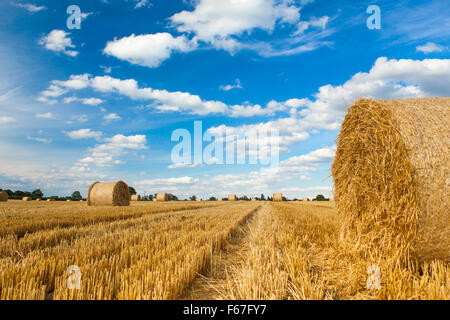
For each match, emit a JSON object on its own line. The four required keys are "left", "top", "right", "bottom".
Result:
{"left": 0, "top": 191, "right": 7, "bottom": 202}
{"left": 228, "top": 195, "right": 237, "bottom": 201}
{"left": 332, "top": 98, "right": 449, "bottom": 262}
{"left": 87, "top": 181, "right": 131, "bottom": 207}
{"left": 156, "top": 193, "right": 169, "bottom": 202}
{"left": 131, "top": 195, "right": 141, "bottom": 201}
{"left": 22, "top": 197, "right": 31, "bottom": 201}
{"left": 273, "top": 193, "right": 283, "bottom": 202}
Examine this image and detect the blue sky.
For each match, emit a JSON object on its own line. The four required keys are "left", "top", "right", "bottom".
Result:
{"left": 0, "top": 0, "right": 449, "bottom": 199}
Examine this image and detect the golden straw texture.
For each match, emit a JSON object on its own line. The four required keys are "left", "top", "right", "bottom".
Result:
{"left": 87, "top": 181, "right": 131, "bottom": 207}
{"left": 131, "top": 195, "right": 141, "bottom": 201}
{"left": 273, "top": 193, "right": 283, "bottom": 202}
{"left": 228, "top": 195, "right": 237, "bottom": 201}
{"left": 332, "top": 98, "right": 449, "bottom": 262}
{"left": 156, "top": 193, "right": 169, "bottom": 202}
{"left": 0, "top": 191, "right": 7, "bottom": 202}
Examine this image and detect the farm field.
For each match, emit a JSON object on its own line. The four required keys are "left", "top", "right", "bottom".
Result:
{"left": 0, "top": 201, "right": 448, "bottom": 300}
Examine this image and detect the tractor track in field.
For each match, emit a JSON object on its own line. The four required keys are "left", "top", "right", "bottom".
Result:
{"left": 180, "top": 203, "right": 266, "bottom": 300}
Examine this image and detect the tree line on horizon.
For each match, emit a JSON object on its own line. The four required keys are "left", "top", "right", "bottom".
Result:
{"left": 1, "top": 187, "right": 330, "bottom": 202}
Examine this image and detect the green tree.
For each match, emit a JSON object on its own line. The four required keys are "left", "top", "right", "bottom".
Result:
{"left": 314, "top": 194, "right": 327, "bottom": 201}
{"left": 209, "top": 196, "right": 217, "bottom": 201}
{"left": 261, "top": 194, "right": 265, "bottom": 200}
{"left": 190, "top": 195, "right": 197, "bottom": 201}
{"left": 71, "top": 191, "right": 82, "bottom": 200}
{"left": 128, "top": 186, "right": 137, "bottom": 195}
{"left": 32, "top": 189, "right": 44, "bottom": 199}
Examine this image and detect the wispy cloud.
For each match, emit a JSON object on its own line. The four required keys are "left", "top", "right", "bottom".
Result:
{"left": 219, "top": 79, "right": 242, "bottom": 91}
{"left": 12, "top": 2, "right": 47, "bottom": 13}
{"left": 27, "top": 136, "right": 52, "bottom": 144}
{"left": 0, "top": 116, "right": 16, "bottom": 124}
{"left": 416, "top": 42, "right": 446, "bottom": 54}
{"left": 35, "top": 112, "right": 56, "bottom": 119}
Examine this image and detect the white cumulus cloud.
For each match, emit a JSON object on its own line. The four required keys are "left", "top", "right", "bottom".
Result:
{"left": 39, "top": 30, "right": 78, "bottom": 57}
{"left": 104, "top": 33, "right": 198, "bottom": 68}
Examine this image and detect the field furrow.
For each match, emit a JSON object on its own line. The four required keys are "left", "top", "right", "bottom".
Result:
{"left": 0, "top": 202, "right": 259, "bottom": 300}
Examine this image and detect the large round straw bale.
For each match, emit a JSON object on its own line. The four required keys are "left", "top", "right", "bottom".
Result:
{"left": 156, "top": 193, "right": 169, "bottom": 202}
{"left": 131, "top": 195, "right": 141, "bottom": 201}
{"left": 0, "top": 191, "right": 8, "bottom": 202}
{"left": 228, "top": 194, "right": 237, "bottom": 201}
{"left": 273, "top": 193, "right": 283, "bottom": 202}
{"left": 22, "top": 197, "right": 31, "bottom": 201}
{"left": 302, "top": 197, "right": 310, "bottom": 202}
{"left": 332, "top": 98, "right": 449, "bottom": 262}
{"left": 87, "top": 181, "right": 131, "bottom": 207}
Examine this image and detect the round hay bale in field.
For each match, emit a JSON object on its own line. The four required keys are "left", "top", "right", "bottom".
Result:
{"left": 332, "top": 98, "right": 449, "bottom": 262}
{"left": 302, "top": 197, "right": 310, "bottom": 202}
{"left": 251, "top": 198, "right": 257, "bottom": 202}
{"left": 36, "top": 199, "right": 41, "bottom": 202}
{"left": 273, "top": 193, "right": 283, "bottom": 202}
{"left": 22, "top": 197, "right": 31, "bottom": 201}
{"left": 131, "top": 195, "right": 141, "bottom": 201}
{"left": 228, "top": 194, "right": 237, "bottom": 201}
{"left": 87, "top": 181, "right": 131, "bottom": 207}
{"left": 47, "top": 199, "right": 55, "bottom": 202}
{"left": 156, "top": 193, "right": 169, "bottom": 202}
{"left": 0, "top": 191, "right": 8, "bottom": 202}
{"left": 218, "top": 198, "right": 223, "bottom": 201}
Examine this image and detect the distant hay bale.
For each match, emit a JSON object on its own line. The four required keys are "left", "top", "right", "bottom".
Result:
{"left": 0, "top": 191, "right": 8, "bottom": 202}
{"left": 228, "top": 195, "right": 237, "bottom": 201}
{"left": 131, "top": 195, "right": 141, "bottom": 201}
{"left": 22, "top": 197, "right": 31, "bottom": 201}
{"left": 251, "top": 198, "right": 257, "bottom": 202}
{"left": 47, "top": 199, "right": 55, "bottom": 202}
{"left": 218, "top": 198, "right": 223, "bottom": 201}
{"left": 156, "top": 193, "right": 169, "bottom": 202}
{"left": 66, "top": 199, "right": 71, "bottom": 202}
{"left": 152, "top": 198, "right": 157, "bottom": 202}
{"left": 332, "top": 98, "right": 450, "bottom": 262}
{"left": 87, "top": 181, "right": 131, "bottom": 207}
{"left": 302, "top": 197, "right": 310, "bottom": 202}
{"left": 273, "top": 193, "right": 283, "bottom": 202}
{"left": 36, "top": 199, "right": 41, "bottom": 202}
{"left": 197, "top": 198, "right": 203, "bottom": 202}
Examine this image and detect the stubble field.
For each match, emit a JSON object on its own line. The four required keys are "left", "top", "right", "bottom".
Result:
{"left": 0, "top": 200, "right": 448, "bottom": 300}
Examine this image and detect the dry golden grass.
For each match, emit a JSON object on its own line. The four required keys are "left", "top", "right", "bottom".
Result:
{"left": 224, "top": 202, "right": 449, "bottom": 300}
{"left": 0, "top": 201, "right": 259, "bottom": 299}
{"left": 0, "top": 201, "right": 447, "bottom": 300}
